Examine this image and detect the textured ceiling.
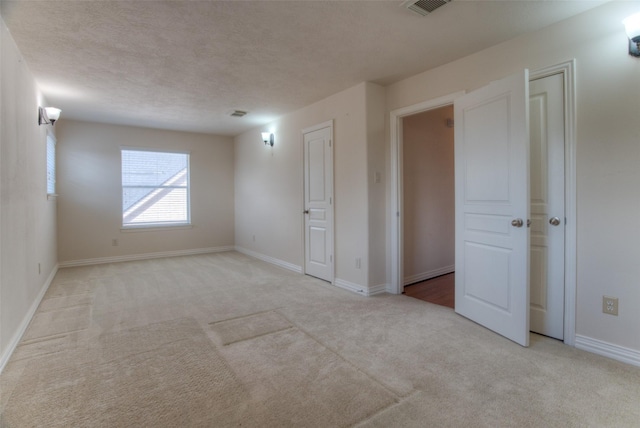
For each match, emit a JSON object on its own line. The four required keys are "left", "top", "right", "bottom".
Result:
{"left": 1, "top": 0, "right": 603, "bottom": 136}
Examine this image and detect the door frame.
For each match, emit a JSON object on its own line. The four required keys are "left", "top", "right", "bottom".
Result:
{"left": 302, "top": 120, "right": 335, "bottom": 284}
{"left": 529, "top": 60, "right": 577, "bottom": 346}
{"left": 388, "top": 60, "right": 577, "bottom": 346}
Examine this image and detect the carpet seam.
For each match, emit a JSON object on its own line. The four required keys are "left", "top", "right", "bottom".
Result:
{"left": 43, "top": 290, "right": 96, "bottom": 299}
{"left": 96, "top": 337, "right": 198, "bottom": 365}
{"left": 37, "top": 302, "right": 94, "bottom": 313}
{"left": 349, "top": 390, "right": 422, "bottom": 428}
{"left": 19, "top": 333, "right": 69, "bottom": 346}
{"left": 222, "top": 326, "right": 296, "bottom": 346}
{"left": 208, "top": 308, "right": 285, "bottom": 325}
{"left": 9, "top": 347, "right": 69, "bottom": 363}
{"left": 23, "top": 326, "right": 89, "bottom": 342}
{"left": 275, "top": 310, "right": 404, "bottom": 400}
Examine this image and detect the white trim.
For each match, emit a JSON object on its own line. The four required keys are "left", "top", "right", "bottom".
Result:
{"left": 388, "top": 91, "right": 465, "bottom": 295}
{"left": 530, "top": 60, "right": 577, "bottom": 347}
{"left": 235, "top": 246, "right": 303, "bottom": 274}
{"left": 404, "top": 265, "right": 455, "bottom": 286}
{"left": 575, "top": 335, "right": 640, "bottom": 367}
{"left": 59, "top": 246, "right": 233, "bottom": 268}
{"left": 368, "top": 283, "right": 388, "bottom": 296}
{"left": 334, "top": 278, "right": 367, "bottom": 295}
{"left": 120, "top": 146, "right": 191, "bottom": 155}
{"left": 0, "top": 264, "right": 59, "bottom": 374}
{"left": 333, "top": 279, "right": 387, "bottom": 297}
{"left": 121, "top": 224, "right": 193, "bottom": 232}
{"left": 301, "top": 119, "right": 333, "bottom": 135}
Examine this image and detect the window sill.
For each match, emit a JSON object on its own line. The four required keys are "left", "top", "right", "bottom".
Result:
{"left": 47, "top": 194, "right": 58, "bottom": 200}
{"left": 120, "top": 224, "right": 193, "bottom": 233}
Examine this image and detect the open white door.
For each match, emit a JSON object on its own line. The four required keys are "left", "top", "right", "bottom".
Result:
{"left": 303, "top": 122, "right": 334, "bottom": 282}
{"left": 454, "top": 70, "right": 530, "bottom": 347}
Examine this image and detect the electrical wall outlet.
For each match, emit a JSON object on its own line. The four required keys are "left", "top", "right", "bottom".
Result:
{"left": 602, "top": 296, "right": 618, "bottom": 316}
{"left": 112, "top": 238, "right": 118, "bottom": 246}
{"left": 355, "top": 258, "right": 361, "bottom": 269}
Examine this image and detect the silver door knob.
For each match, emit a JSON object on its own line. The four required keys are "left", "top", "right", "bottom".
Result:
{"left": 511, "top": 218, "right": 524, "bottom": 228}
{"left": 549, "top": 217, "right": 561, "bottom": 226}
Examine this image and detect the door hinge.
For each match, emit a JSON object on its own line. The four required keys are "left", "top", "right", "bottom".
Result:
{"left": 329, "top": 139, "right": 332, "bottom": 147}
{"left": 330, "top": 255, "right": 333, "bottom": 263}
{"left": 330, "top": 197, "right": 332, "bottom": 204}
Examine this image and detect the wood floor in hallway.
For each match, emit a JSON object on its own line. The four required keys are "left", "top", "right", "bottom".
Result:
{"left": 404, "top": 273, "right": 455, "bottom": 309}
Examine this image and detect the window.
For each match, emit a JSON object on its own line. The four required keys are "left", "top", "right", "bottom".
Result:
{"left": 121, "top": 149, "right": 190, "bottom": 228}
{"left": 46, "top": 134, "right": 56, "bottom": 195}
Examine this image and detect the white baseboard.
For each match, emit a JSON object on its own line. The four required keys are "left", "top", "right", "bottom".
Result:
{"left": 235, "top": 248, "right": 386, "bottom": 297}
{"left": 59, "top": 246, "right": 234, "bottom": 268}
{"left": 404, "top": 265, "right": 455, "bottom": 286}
{"left": 234, "top": 247, "right": 302, "bottom": 274}
{"left": 575, "top": 335, "right": 640, "bottom": 367}
{"left": 334, "top": 278, "right": 368, "bottom": 295}
{"left": 368, "top": 283, "right": 388, "bottom": 296}
{"left": 0, "top": 264, "right": 59, "bottom": 374}
{"left": 334, "top": 279, "right": 387, "bottom": 297}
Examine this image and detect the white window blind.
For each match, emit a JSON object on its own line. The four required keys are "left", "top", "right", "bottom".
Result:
{"left": 121, "top": 149, "right": 190, "bottom": 228}
{"left": 46, "top": 135, "right": 56, "bottom": 195}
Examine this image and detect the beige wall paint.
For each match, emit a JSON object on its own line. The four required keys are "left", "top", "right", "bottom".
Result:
{"left": 56, "top": 120, "right": 234, "bottom": 263}
{"left": 366, "top": 82, "right": 387, "bottom": 290}
{"left": 386, "top": 2, "right": 640, "bottom": 352}
{"left": 402, "top": 106, "right": 455, "bottom": 284}
{"left": 0, "top": 19, "right": 58, "bottom": 360}
{"left": 235, "top": 82, "right": 384, "bottom": 290}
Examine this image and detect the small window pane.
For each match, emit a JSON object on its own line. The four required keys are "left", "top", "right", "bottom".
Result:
{"left": 121, "top": 149, "right": 190, "bottom": 227}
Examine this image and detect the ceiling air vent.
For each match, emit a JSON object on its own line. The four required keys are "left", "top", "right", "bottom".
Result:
{"left": 230, "top": 110, "right": 247, "bottom": 117}
{"left": 402, "top": 0, "right": 451, "bottom": 16}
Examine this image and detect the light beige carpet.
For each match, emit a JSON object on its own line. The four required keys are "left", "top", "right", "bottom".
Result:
{"left": 1, "top": 251, "right": 639, "bottom": 427}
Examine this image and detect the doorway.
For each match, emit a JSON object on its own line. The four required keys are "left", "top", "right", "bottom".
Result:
{"left": 389, "top": 61, "right": 576, "bottom": 346}
{"left": 529, "top": 72, "right": 566, "bottom": 340}
{"left": 401, "top": 106, "right": 456, "bottom": 308}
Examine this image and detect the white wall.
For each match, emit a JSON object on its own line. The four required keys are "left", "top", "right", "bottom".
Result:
{"left": 0, "top": 18, "right": 58, "bottom": 367}
{"left": 235, "top": 82, "right": 385, "bottom": 292}
{"left": 386, "top": 1, "right": 640, "bottom": 355}
{"left": 55, "top": 120, "right": 234, "bottom": 264}
{"left": 402, "top": 106, "right": 455, "bottom": 284}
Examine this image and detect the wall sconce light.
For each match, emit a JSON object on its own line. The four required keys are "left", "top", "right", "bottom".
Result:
{"left": 38, "top": 107, "right": 62, "bottom": 126}
{"left": 623, "top": 12, "right": 640, "bottom": 57}
{"left": 262, "top": 132, "right": 274, "bottom": 147}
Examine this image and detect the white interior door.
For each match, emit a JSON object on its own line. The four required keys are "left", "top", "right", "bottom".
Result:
{"left": 303, "top": 123, "right": 333, "bottom": 282}
{"left": 529, "top": 73, "right": 565, "bottom": 340}
{"left": 454, "top": 70, "right": 530, "bottom": 347}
